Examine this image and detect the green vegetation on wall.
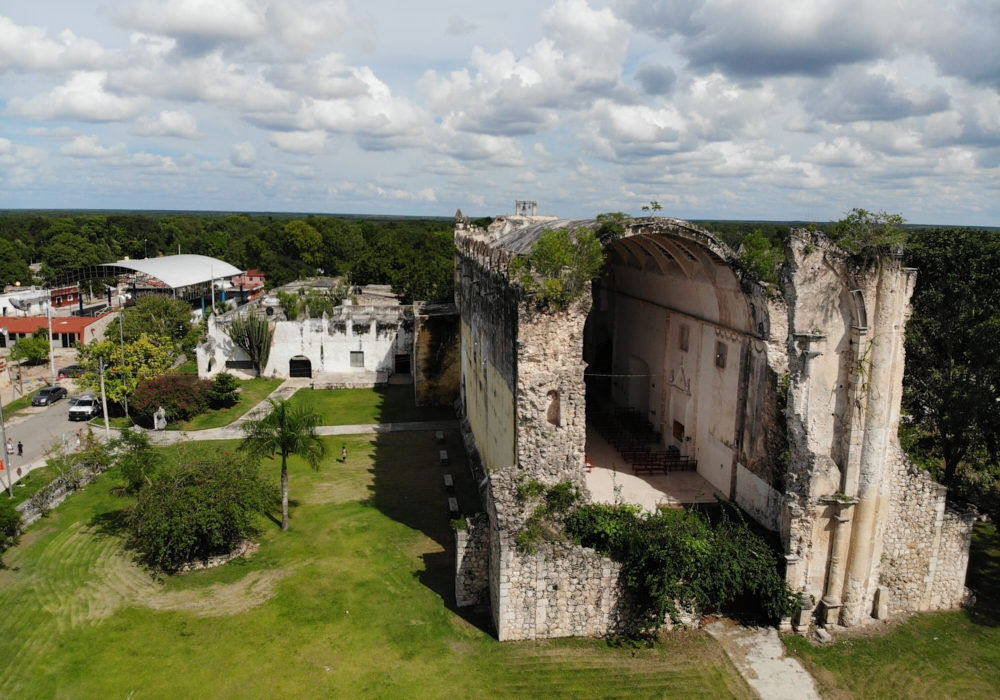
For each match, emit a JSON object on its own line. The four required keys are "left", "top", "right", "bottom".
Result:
{"left": 509, "top": 227, "right": 605, "bottom": 309}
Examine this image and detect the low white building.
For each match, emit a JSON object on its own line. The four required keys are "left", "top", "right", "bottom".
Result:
{"left": 197, "top": 304, "right": 413, "bottom": 385}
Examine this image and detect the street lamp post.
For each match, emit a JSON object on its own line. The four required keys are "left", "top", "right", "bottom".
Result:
{"left": 0, "top": 325, "right": 12, "bottom": 497}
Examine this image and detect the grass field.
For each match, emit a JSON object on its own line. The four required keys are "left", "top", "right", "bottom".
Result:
{"left": 171, "top": 378, "right": 283, "bottom": 431}
{"left": 0, "top": 429, "right": 754, "bottom": 699}
{"left": 290, "top": 385, "right": 456, "bottom": 425}
{"left": 2, "top": 388, "right": 42, "bottom": 418}
{"left": 4, "top": 465, "right": 57, "bottom": 508}
{"left": 784, "top": 522, "right": 1000, "bottom": 699}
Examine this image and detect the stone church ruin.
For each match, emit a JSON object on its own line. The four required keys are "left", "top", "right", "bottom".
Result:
{"left": 453, "top": 205, "right": 974, "bottom": 640}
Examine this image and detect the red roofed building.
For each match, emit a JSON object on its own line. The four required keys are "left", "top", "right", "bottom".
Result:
{"left": 231, "top": 269, "right": 266, "bottom": 302}
{"left": 0, "top": 312, "right": 116, "bottom": 348}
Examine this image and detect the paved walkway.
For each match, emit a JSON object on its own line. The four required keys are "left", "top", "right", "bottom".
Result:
{"left": 705, "top": 619, "right": 821, "bottom": 700}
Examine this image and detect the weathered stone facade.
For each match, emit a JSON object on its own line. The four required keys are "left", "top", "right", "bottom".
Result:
{"left": 455, "top": 512, "right": 490, "bottom": 607}
{"left": 454, "top": 209, "right": 974, "bottom": 640}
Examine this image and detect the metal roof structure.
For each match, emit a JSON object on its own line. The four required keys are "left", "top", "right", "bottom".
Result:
{"left": 49, "top": 254, "right": 243, "bottom": 302}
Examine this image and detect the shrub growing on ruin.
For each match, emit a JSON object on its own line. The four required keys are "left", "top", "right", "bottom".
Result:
{"left": 738, "top": 230, "right": 783, "bottom": 284}
{"left": 131, "top": 373, "right": 211, "bottom": 423}
{"left": 830, "top": 208, "right": 907, "bottom": 264}
{"left": 126, "top": 451, "right": 276, "bottom": 572}
{"left": 509, "top": 227, "right": 605, "bottom": 309}
{"left": 565, "top": 502, "right": 797, "bottom": 630}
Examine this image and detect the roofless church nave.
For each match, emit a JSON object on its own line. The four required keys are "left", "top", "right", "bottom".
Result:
{"left": 451, "top": 205, "right": 974, "bottom": 640}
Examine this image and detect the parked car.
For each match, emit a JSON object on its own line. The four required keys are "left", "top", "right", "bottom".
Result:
{"left": 68, "top": 396, "right": 100, "bottom": 422}
{"left": 58, "top": 364, "right": 85, "bottom": 378}
{"left": 32, "top": 386, "right": 68, "bottom": 406}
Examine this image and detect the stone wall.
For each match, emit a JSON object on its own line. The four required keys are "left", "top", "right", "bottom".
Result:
{"left": 413, "top": 302, "right": 461, "bottom": 406}
{"left": 880, "top": 446, "right": 975, "bottom": 613}
{"left": 455, "top": 513, "right": 490, "bottom": 607}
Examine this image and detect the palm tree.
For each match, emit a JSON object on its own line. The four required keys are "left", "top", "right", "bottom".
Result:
{"left": 239, "top": 397, "right": 326, "bottom": 530}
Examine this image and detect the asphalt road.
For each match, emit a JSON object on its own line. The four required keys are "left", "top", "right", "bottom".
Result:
{"left": 2, "top": 385, "right": 103, "bottom": 479}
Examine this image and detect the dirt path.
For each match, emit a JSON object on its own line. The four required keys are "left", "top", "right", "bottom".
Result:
{"left": 705, "top": 620, "right": 821, "bottom": 700}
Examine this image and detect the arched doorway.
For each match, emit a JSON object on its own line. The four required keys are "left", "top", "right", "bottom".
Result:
{"left": 289, "top": 356, "right": 312, "bottom": 378}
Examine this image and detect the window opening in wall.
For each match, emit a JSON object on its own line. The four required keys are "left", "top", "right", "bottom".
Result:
{"left": 546, "top": 390, "right": 561, "bottom": 426}
{"left": 679, "top": 324, "right": 689, "bottom": 352}
{"left": 673, "top": 420, "right": 685, "bottom": 440}
{"left": 350, "top": 351, "right": 364, "bottom": 368}
{"left": 394, "top": 353, "right": 411, "bottom": 374}
{"left": 715, "top": 341, "right": 727, "bottom": 369}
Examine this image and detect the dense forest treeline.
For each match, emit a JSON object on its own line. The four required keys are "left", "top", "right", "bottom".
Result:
{"left": 0, "top": 213, "right": 457, "bottom": 303}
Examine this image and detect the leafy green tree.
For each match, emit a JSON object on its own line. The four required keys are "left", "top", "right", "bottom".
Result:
{"left": 126, "top": 451, "right": 275, "bottom": 571}
{"left": 830, "top": 208, "right": 907, "bottom": 263}
{"left": 509, "top": 227, "right": 606, "bottom": 308}
{"left": 110, "top": 428, "right": 161, "bottom": 496}
{"left": 76, "top": 334, "right": 174, "bottom": 405}
{"left": 10, "top": 331, "right": 50, "bottom": 366}
{"left": 239, "top": 398, "right": 326, "bottom": 531}
{"left": 207, "top": 372, "right": 241, "bottom": 408}
{"left": 738, "top": 230, "right": 783, "bottom": 284}
{"left": 0, "top": 238, "right": 31, "bottom": 286}
{"left": 276, "top": 290, "right": 301, "bottom": 320}
{"left": 116, "top": 296, "right": 195, "bottom": 355}
{"left": 903, "top": 227, "right": 1000, "bottom": 488}
{"left": 41, "top": 232, "right": 108, "bottom": 280}
{"left": 284, "top": 220, "right": 323, "bottom": 267}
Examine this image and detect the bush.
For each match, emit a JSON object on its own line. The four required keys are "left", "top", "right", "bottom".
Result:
{"left": 111, "top": 428, "right": 161, "bottom": 496}
{"left": 565, "top": 502, "right": 796, "bottom": 630}
{"left": 509, "top": 227, "right": 605, "bottom": 308}
{"left": 0, "top": 497, "right": 21, "bottom": 560}
{"left": 131, "top": 373, "right": 211, "bottom": 423}
{"left": 207, "top": 373, "right": 241, "bottom": 408}
{"left": 126, "top": 451, "right": 276, "bottom": 572}
{"left": 10, "top": 332, "right": 50, "bottom": 366}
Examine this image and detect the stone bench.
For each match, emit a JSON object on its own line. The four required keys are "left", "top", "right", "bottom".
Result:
{"left": 439, "top": 450, "right": 449, "bottom": 467}
{"left": 435, "top": 430, "right": 445, "bottom": 444}
{"left": 448, "top": 497, "right": 459, "bottom": 518}
{"left": 444, "top": 474, "right": 454, "bottom": 492}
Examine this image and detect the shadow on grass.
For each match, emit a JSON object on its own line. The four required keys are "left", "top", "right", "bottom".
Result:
{"left": 363, "top": 421, "right": 494, "bottom": 636}
{"left": 965, "top": 521, "right": 1000, "bottom": 627}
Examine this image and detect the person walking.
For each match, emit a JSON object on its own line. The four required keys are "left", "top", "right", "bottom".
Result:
{"left": 341, "top": 445, "right": 348, "bottom": 463}
{"left": 5, "top": 438, "right": 12, "bottom": 459}
{"left": 17, "top": 440, "right": 23, "bottom": 457}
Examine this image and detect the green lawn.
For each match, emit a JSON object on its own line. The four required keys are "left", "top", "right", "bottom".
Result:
{"left": 290, "top": 385, "right": 455, "bottom": 425}
{"left": 0, "top": 429, "right": 752, "bottom": 699}
{"left": 2, "top": 389, "right": 42, "bottom": 419}
{"left": 173, "top": 358, "right": 198, "bottom": 375}
{"left": 170, "top": 378, "right": 283, "bottom": 431}
{"left": 785, "top": 521, "right": 1000, "bottom": 699}
{"left": 4, "top": 465, "right": 57, "bottom": 508}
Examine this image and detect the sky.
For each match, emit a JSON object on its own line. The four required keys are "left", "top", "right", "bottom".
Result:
{"left": 0, "top": 0, "right": 997, "bottom": 224}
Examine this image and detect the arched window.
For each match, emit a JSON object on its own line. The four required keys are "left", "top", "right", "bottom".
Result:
{"left": 546, "top": 390, "right": 561, "bottom": 426}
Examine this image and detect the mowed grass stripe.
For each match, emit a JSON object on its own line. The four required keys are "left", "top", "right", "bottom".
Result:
{"left": 0, "top": 430, "right": 753, "bottom": 699}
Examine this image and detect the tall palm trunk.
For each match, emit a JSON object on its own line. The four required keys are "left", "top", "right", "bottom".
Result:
{"left": 281, "top": 452, "right": 290, "bottom": 530}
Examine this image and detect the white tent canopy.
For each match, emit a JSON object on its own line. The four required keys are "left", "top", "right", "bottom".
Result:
{"left": 98, "top": 255, "right": 243, "bottom": 288}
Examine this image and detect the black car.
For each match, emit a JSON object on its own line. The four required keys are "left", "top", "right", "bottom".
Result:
{"left": 58, "top": 364, "right": 85, "bottom": 378}
{"left": 32, "top": 386, "right": 68, "bottom": 406}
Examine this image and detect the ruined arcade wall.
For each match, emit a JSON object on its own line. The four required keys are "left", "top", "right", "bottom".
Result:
{"left": 413, "top": 302, "right": 461, "bottom": 406}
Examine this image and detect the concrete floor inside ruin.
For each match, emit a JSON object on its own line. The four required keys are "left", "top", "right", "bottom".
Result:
{"left": 584, "top": 424, "right": 723, "bottom": 511}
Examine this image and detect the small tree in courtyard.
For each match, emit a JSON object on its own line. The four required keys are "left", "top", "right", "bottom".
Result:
{"left": 239, "top": 398, "right": 326, "bottom": 530}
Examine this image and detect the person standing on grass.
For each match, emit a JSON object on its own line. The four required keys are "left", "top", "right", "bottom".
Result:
{"left": 341, "top": 445, "right": 348, "bottom": 463}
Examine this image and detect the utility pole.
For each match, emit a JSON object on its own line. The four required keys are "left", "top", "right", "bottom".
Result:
{"left": 210, "top": 265, "right": 216, "bottom": 315}
{"left": 47, "top": 303, "right": 56, "bottom": 387}
{"left": 0, "top": 325, "right": 10, "bottom": 497}
{"left": 99, "top": 358, "right": 110, "bottom": 440}
{"left": 118, "top": 310, "right": 129, "bottom": 420}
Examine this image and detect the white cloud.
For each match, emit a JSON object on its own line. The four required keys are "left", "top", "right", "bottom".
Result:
{"left": 269, "top": 129, "right": 327, "bottom": 154}
{"left": 118, "top": 0, "right": 269, "bottom": 46}
{"left": 229, "top": 141, "right": 257, "bottom": 167}
{"left": 806, "top": 137, "right": 874, "bottom": 167}
{"left": 60, "top": 135, "right": 128, "bottom": 157}
{"left": 7, "top": 71, "right": 147, "bottom": 122}
{"left": 132, "top": 109, "right": 202, "bottom": 138}
{"left": 0, "top": 15, "right": 104, "bottom": 72}
{"left": 375, "top": 185, "right": 436, "bottom": 201}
